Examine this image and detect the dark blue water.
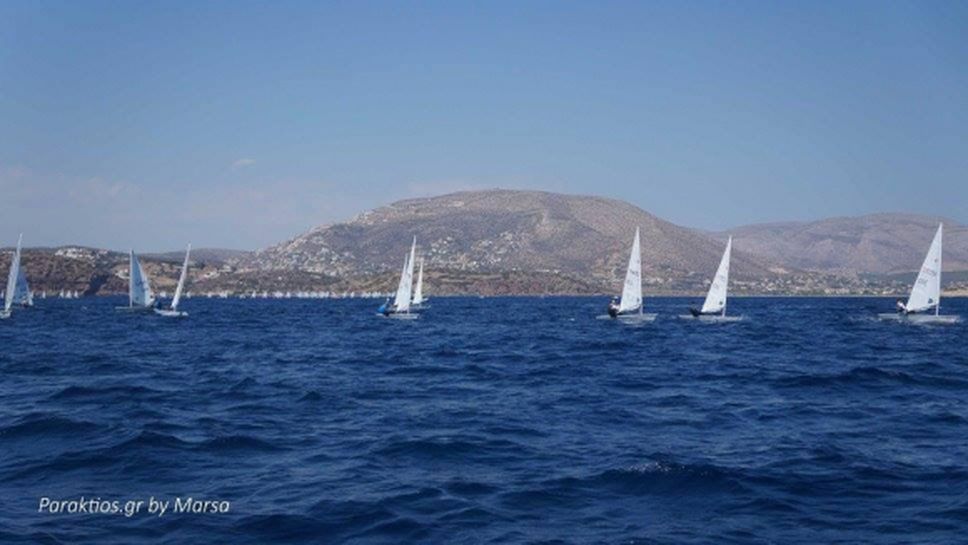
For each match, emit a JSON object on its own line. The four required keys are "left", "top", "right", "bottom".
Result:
{"left": 2, "top": 297, "right": 967, "bottom": 544}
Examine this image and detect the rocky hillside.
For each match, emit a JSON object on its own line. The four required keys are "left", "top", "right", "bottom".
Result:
{"left": 0, "top": 247, "right": 238, "bottom": 295}
{"left": 236, "top": 189, "right": 785, "bottom": 293}
{"left": 7, "top": 192, "right": 965, "bottom": 296}
{"left": 721, "top": 214, "right": 968, "bottom": 275}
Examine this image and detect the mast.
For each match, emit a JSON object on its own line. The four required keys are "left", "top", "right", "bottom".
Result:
{"left": 937, "top": 224, "right": 942, "bottom": 316}
{"left": 128, "top": 250, "right": 135, "bottom": 308}
{"left": 4, "top": 234, "right": 22, "bottom": 314}
{"left": 171, "top": 243, "right": 191, "bottom": 311}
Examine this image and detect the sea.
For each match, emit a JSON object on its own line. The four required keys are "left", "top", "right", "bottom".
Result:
{"left": 1, "top": 296, "right": 967, "bottom": 544}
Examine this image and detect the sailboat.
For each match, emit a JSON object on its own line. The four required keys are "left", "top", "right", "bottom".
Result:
{"left": 878, "top": 223, "right": 959, "bottom": 324}
{"left": 378, "top": 237, "right": 419, "bottom": 319}
{"left": 603, "top": 228, "right": 656, "bottom": 321}
{"left": 116, "top": 250, "right": 156, "bottom": 311}
{"left": 155, "top": 244, "right": 191, "bottom": 317}
{"left": 412, "top": 258, "right": 428, "bottom": 308}
{"left": 680, "top": 237, "right": 742, "bottom": 322}
{"left": 1, "top": 234, "right": 31, "bottom": 319}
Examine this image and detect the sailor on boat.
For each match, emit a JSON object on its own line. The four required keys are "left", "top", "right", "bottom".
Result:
{"left": 896, "top": 297, "right": 934, "bottom": 315}
{"left": 688, "top": 305, "right": 720, "bottom": 318}
{"left": 378, "top": 296, "right": 393, "bottom": 316}
{"left": 607, "top": 296, "right": 621, "bottom": 318}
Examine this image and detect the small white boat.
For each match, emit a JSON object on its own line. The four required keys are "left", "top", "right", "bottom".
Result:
{"left": 116, "top": 250, "right": 156, "bottom": 312}
{"left": 379, "top": 237, "right": 419, "bottom": 319}
{"left": 2, "top": 234, "right": 30, "bottom": 319}
{"left": 878, "top": 223, "right": 960, "bottom": 324}
{"left": 679, "top": 236, "right": 742, "bottom": 322}
{"left": 603, "top": 228, "right": 656, "bottom": 322}
{"left": 155, "top": 244, "right": 190, "bottom": 318}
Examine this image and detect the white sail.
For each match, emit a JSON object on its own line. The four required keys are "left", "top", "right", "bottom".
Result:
{"left": 412, "top": 258, "right": 425, "bottom": 305}
{"left": 701, "top": 236, "right": 732, "bottom": 315}
{"left": 618, "top": 227, "right": 642, "bottom": 313}
{"left": 392, "top": 237, "right": 417, "bottom": 313}
{"left": 129, "top": 250, "right": 154, "bottom": 308}
{"left": 170, "top": 244, "right": 191, "bottom": 311}
{"left": 906, "top": 223, "right": 942, "bottom": 314}
{"left": 14, "top": 268, "right": 32, "bottom": 306}
{"left": 10, "top": 233, "right": 32, "bottom": 307}
{"left": 4, "top": 234, "right": 22, "bottom": 314}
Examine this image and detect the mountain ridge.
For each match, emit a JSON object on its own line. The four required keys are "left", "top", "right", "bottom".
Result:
{"left": 4, "top": 190, "right": 967, "bottom": 296}
{"left": 717, "top": 213, "right": 968, "bottom": 275}
{"left": 235, "top": 189, "right": 787, "bottom": 292}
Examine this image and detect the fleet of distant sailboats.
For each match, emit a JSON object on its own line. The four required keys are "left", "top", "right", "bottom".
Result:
{"left": 0, "top": 224, "right": 962, "bottom": 323}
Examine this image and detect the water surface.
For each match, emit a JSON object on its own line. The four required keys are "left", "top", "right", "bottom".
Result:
{"left": 1, "top": 296, "right": 967, "bottom": 544}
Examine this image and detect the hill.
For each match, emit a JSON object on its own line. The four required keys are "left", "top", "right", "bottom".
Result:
{"left": 8, "top": 193, "right": 965, "bottom": 296}
{"left": 721, "top": 214, "right": 968, "bottom": 275}
{"left": 235, "top": 189, "right": 792, "bottom": 294}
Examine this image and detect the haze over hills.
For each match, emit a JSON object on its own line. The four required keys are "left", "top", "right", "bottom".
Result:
{"left": 4, "top": 190, "right": 967, "bottom": 296}
{"left": 719, "top": 214, "right": 968, "bottom": 275}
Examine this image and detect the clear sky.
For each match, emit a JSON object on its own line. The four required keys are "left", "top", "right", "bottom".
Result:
{"left": 2, "top": 1, "right": 966, "bottom": 251}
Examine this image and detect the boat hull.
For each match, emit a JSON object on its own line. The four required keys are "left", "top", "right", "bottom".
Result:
{"left": 0, "top": 310, "right": 10, "bottom": 319}
{"left": 382, "top": 312, "right": 419, "bottom": 320}
{"left": 597, "top": 313, "right": 657, "bottom": 322}
{"left": 876, "top": 313, "right": 960, "bottom": 324}
{"left": 114, "top": 306, "right": 155, "bottom": 312}
{"left": 154, "top": 309, "right": 188, "bottom": 318}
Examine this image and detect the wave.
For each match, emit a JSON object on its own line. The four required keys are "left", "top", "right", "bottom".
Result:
{"left": 773, "top": 366, "right": 968, "bottom": 390}
{"left": 49, "top": 384, "right": 167, "bottom": 400}
{"left": 499, "top": 460, "right": 749, "bottom": 511}
{"left": 199, "top": 434, "right": 284, "bottom": 453}
{"left": 0, "top": 414, "right": 101, "bottom": 439}
{"left": 372, "top": 435, "right": 530, "bottom": 463}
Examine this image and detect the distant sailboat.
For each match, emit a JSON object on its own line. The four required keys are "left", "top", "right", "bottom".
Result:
{"left": 681, "top": 237, "right": 742, "bottom": 322}
{"left": 379, "top": 237, "right": 418, "bottom": 319}
{"left": 412, "top": 258, "right": 427, "bottom": 307}
{"left": 117, "top": 250, "right": 155, "bottom": 311}
{"left": 878, "top": 224, "right": 959, "bottom": 324}
{"left": 2, "top": 234, "right": 30, "bottom": 319}
{"left": 155, "top": 244, "right": 190, "bottom": 317}
{"left": 604, "top": 228, "right": 656, "bottom": 322}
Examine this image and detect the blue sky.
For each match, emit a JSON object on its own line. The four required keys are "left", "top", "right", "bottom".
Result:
{"left": 2, "top": 1, "right": 966, "bottom": 250}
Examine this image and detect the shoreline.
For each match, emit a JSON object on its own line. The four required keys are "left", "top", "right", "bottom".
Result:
{"left": 43, "top": 293, "right": 968, "bottom": 299}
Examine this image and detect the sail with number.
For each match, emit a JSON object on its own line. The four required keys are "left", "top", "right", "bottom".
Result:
{"left": 129, "top": 250, "right": 154, "bottom": 308}
{"left": 392, "top": 237, "right": 417, "bottom": 313}
{"left": 618, "top": 227, "right": 642, "bottom": 313}
{"left": 170, "top": 244, "right": 191, "bottom": 311}
{"left": 906, "top": 224, "right": 942, "bottom": 314}
{"left": 701, "top": 236, "right": 731, "bottom": 315}
{"left": 412, "top": 259, "right": 425, "bottom": 305}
